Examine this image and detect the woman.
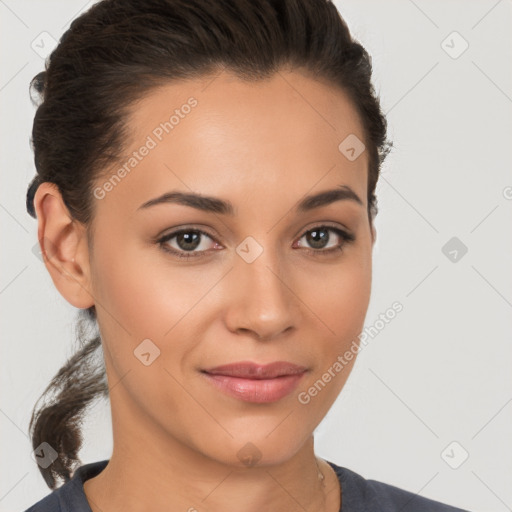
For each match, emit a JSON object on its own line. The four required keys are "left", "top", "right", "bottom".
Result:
{"left": 23, "top": 0, "right": 470, "bottom": 510}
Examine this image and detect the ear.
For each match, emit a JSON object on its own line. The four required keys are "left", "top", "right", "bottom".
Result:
{"left": 33, "top": 182, "right": 95, "bottom": 309}
{"left": 371, "top": 221, "right": 377, "bottom": 246}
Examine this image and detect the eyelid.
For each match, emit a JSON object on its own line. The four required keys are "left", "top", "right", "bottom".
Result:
{"left": 296, "top": 220, "right": 352, "bottom": 238}
{"left": 156, "top": 223, "right": 355, "bottom": 259}
{"left": 156, "top": 227, "right": 218, "bottom": 257}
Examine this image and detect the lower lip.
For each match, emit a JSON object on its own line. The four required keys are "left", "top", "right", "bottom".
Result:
{"left": 203, "top": 372, "right": 306, "bottom": 403}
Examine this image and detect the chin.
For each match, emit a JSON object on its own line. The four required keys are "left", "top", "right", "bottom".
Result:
{"left": 196, "top": 424, "right": 311, "bottom": 470}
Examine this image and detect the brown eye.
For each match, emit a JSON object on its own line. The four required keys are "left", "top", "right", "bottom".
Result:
{"left": 157, "top": 228, "right": 218, "bottom": 259}
{"left": 294, "top": 226, "right": 355, "bottom": 255}
{"left": 156, "top": 224, "right": 355, "bottom": 260}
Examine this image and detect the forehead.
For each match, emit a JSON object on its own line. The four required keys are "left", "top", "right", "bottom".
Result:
{"left": 95, "top": 69, "right": 369, "bottom": 215}
{"left": 126, "top": 69, "right": 366, "bottom": 151}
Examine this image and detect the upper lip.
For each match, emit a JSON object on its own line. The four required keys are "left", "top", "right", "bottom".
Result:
{"left": 203, "top": 361, "right": 308, "bottom": 379}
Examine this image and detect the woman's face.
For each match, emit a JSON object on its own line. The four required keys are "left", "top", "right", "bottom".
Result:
{"left": 85, "top": 69, "right": 375, "bottom": 467}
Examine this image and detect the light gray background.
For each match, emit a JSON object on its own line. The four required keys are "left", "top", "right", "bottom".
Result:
{"left": 1, "top": 0, "right": 511, "bottom": 511}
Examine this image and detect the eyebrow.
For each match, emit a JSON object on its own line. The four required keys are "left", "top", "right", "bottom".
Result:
{"left": 137, "top": 185, "right": 363, "bottom": 215}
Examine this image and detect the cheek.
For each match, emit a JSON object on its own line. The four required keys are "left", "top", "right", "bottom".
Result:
{"left": 89, "top": 232, "right": 224, "bottom": 380}
{"left": 90, "top": 232, "right": 191, "bottom": 335}
{"left": 88, "top": 230, "right": 173, "bottom": 368}
{"left": 295, "top": 254, "right": 371, "bottom": 414}
{"left": 304, "top": 254, "right": 372, "bottom": 340}
{"left": 294, "top": 260, "right": 371, "bottom": 416}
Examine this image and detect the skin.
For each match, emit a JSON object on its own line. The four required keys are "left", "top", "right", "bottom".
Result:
{"left": 34, "top": 68, "right": 376, "bottom": 512}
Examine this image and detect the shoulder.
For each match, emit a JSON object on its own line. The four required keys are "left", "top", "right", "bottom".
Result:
{"left": 327, "top": 461, "right": 471, "bottom": 512}
{"left": 21, "top": 460, "right": 109, "bottom": 512}
{"left": 23, "top": 491, "right": 61, "bottom": 512}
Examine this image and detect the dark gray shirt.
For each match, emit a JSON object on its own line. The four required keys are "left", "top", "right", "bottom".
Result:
{"left": 23, "top": 459, "right": 470, "bottom": 511}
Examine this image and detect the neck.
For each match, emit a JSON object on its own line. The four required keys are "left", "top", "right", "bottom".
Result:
{"left": 83, "top": 366, "right": 341, "bottom": 512}
{"left": 84, "top": 410, "right": 340, "bottom": 512}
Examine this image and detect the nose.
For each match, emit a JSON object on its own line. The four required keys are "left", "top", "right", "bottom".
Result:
{"left": 223, "top": 247, "right": 299, "bottom": 342}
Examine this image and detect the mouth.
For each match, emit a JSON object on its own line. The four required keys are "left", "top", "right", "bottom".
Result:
{"left": 201, "top": 361, "right": 308, "bottom": 403}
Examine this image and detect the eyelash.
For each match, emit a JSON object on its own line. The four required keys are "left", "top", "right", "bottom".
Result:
{"left": 156, "top": 225, "right": 355, "bottom": 260}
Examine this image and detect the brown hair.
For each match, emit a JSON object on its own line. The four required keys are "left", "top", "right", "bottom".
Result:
{"left": 26, "top": 0, "right": 391, "bottom": 490}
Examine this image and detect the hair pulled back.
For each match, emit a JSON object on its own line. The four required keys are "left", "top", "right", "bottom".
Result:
{"left": 26, "top": 0, "right": 390, "bottom": 489}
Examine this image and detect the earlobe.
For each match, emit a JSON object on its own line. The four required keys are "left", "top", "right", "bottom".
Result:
{"left": 33, "top": 182, "right": 95, "bottom": 309}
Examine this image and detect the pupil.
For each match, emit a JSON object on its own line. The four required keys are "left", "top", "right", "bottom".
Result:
{"left": 178, "top": 232, "right": 200, "bottom": 251}
{"left": 308, "top": 229, "right": 328, "bottom": 249}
